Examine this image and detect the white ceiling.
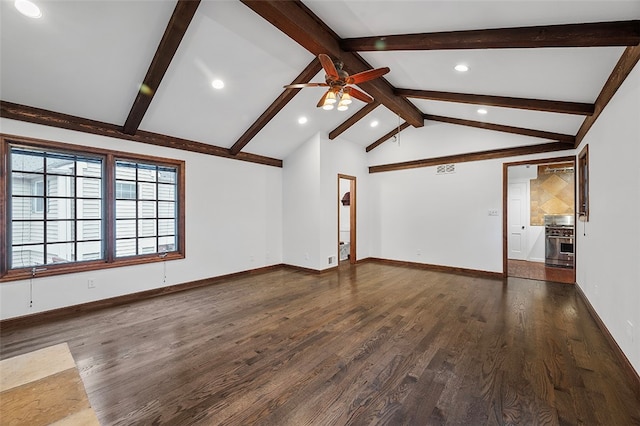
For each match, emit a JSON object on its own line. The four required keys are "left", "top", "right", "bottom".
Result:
{"left": 2, "top": 0, "right": 640, "bottom": 162}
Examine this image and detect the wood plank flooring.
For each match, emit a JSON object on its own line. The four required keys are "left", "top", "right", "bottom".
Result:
{"left": 508, "top": 259, "right": 575, "bottom": 284}
{"left": 1, "top": 263, "right": 638, "bottom": 425}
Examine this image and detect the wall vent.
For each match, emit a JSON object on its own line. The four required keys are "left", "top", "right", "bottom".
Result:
{"left": 437, "top": 164, "right": 456, "bottom": 175}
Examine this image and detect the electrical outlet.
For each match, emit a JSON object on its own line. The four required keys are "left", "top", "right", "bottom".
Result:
{"left": 87, "top": 279, "right": 95, "bottom": 289}
{"left": 328, "top": 256, "right": 336, "bottom": 265}
{"left": 416, "top": 249, "right": 421, "bottom": 256}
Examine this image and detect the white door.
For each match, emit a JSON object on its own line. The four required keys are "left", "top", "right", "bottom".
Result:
{"left": 508, "top": 182, "right": 528, "bottom": 260}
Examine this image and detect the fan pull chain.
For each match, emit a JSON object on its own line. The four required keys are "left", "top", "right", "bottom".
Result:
{"left": 29, "top": 266, "right": 46, "bottom": 308}
{"left": 160, "top": 251, "right": 168, "bottom": 284}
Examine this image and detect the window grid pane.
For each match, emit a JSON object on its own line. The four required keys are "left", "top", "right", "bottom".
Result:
{"left": 9, "top": 147, "right": 104, "bottom": 269}
{"left": 115, "top": 161, "right": 178, "bottom": 257}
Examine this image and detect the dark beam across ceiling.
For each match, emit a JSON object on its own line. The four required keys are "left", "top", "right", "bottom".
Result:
{"left": 342, "top": 20, "right": 640, "bottom": 51}
{"left": 122, "top": 0, "right": 201, "bottom": 135}
{"left": 329, "top": 101, "right": 380, "bottom": 140}
{"left": 575, "top": 44, "right": 640, "bottom": 146}
{"left": 424, "top": 114, "right": 576, "bottom": 144}
{"left": 1, "top": 101, "right": 282, "bottom": 168}
{"left": 397, "top": 89, "right": 595, "bottom": 116}
{"left": 366, "top": 122, "right": 411, "bottom": 152}
{"left": 229, "top": 58, "right": 322, "bottom": 155}
{"left": 240, "top": 0, "right": 424, "bottom": 128}
{"left": 369, "top": 142, "right": 575, "bottom": 174}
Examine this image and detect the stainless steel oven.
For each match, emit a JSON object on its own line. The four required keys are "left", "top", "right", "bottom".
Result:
{"left": 544, "top": 215, "right": 575, "bottom": 268}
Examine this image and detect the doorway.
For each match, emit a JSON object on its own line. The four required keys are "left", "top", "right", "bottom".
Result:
{"left": 338, "top": 174, "right": 356, "bottom": 265}
{"left": 503, "top": 157, "right": 576, "bottom": 284}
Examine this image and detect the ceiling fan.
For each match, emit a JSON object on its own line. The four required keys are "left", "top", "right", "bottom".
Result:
{"left": 284, "top": 54, "right": 390, "bottom": 111}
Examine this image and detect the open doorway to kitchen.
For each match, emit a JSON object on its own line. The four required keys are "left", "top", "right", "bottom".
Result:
{"left": 503, "top": 157, "right": 576, "bottom": 284}
{"left": 338, "top": 174, "right": 356, "bottom": 265}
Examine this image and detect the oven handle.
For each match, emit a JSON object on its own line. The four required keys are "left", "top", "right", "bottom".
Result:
{"left": 546, "top": 235, "right": 574, "bottom": 240}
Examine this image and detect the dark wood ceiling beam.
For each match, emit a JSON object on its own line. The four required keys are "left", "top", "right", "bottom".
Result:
{"left": 575, "top": 44, "right": 640, "bottom": 146}
{"left": 342, "top": 20, "right": 640, "bottom": 51}
{"left": 241, "top": 0, "right": 342, "bottom": 58}
{"left": 424, "top": 114, "right": 576, "bottom": 143}
{"left": 369, "top": 142, "right": 575, "bottom": 174}
{"left": 1, "top": 101, "right": 282, "bottom": 168}
{"left": 397, "top": 89, "right": 594, "bottom": 116}
{"left": 366, "top": 122, "right": 411, "bottom": 152}
{"left": 229, "top": 58, "right": 322, "bottom": 155}
{"left": 240, "top": 0, "right": 424, "bottom": 128}
{"left": 122, "top": 0, "right": 201, "bottom": 135}
{"left": 329, "top": 101, "right": 380, "bottom": 140}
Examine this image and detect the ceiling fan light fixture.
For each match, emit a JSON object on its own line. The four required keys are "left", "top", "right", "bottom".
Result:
{"left": 325, "top": 91, "right": 337, "bottom": 104}
{"left": 337, "top": 103, "right": 349, "bottom": 112}
{"left": 322, "top": 103, "right": 334, "bottom": 110}
{"left": 340, "top": 92, "right": 352, "bottom": 105}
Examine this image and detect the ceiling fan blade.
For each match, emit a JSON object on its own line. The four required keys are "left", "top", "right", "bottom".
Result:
{"left": 346, "top": 67, "right": 390, "bottom": 85}
{"left": 346, "top": 86, "right": 374, "bottom": 103}
{"left": 283, "top": 83, "right": 328, "bottom": 89}
{"left": 316, "top": 90, "right": 330, "bottom": 108}
{"left": 318, "top": 54, "right": 339, "bottom": 80}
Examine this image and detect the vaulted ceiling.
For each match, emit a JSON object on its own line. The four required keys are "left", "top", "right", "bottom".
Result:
{"left": 2, "top": 1, "right": 639, "bottom": 170}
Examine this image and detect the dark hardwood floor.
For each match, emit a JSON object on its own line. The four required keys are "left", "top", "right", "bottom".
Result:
{"left": 1, "top": 263, "right": 638, "bottom": 425}
{"left": 508, "top": 259, "right": 575, "bottom": 284}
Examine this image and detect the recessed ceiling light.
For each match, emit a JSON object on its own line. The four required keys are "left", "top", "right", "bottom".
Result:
{"left": 477, "top": 108, "right": 488, "bottom": 115}
{"left": 298, "top": 116, "right": 308, "bottom": 124}
{"left": 15, "top": 0, "right": 42, "bottom": 18}
{"left": 454, "top": 64, "right": 469, "bottom": 72}
{"left": 211, "top": 79, "right": 224, "bottom": 89}
{"left": 370, "top": 120, "right": 379, "bottom": 128}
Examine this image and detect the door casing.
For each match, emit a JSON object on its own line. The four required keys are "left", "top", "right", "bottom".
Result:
{"left": 338, "top": 174, "right": 356, "bottom": 264}
{"left": 502, "top": 156, "right": 576, "bottom": 278}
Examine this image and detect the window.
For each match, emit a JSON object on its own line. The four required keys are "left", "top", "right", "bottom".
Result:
{"left": 578, "top": 145, "right": 589, "bottom": 221}
{"left": 10, "top": 148, "right": 103, "bottom": 269}
{"left": 1, "top": 136, "right": 185, "bottom": 281}
{"left": 115, "top": 161, "right": 177, "bottom": 258}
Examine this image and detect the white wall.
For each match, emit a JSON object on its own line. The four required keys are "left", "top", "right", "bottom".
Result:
{"left": 320, "top": 135, "right": 370, "bottom": 266}
{"left": 282, "top": 132, "right": 370, "bottom": 270}
{"left": 575, "top": 62, "right": 640, "bottom": 375}
{"left": 0, "top": 118, "right": 283, "bottom": 320}
{"left": 368, "top": 124, "right": 574, "bottom": 273}
{"left": 370, "top": 159, "right": 504, "bottom": 272}
{"left": 282, "top": 133, "right": 322, "bottom": 269}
